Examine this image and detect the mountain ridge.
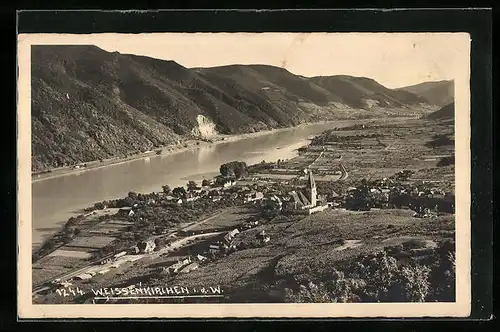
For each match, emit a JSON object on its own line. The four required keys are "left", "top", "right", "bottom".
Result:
{"left": 31, "top": 45, "right": 438, "bottom": 172}
{"left": 426, "top": 102, "right": 454, "bottom": 120}
{"left": 397, "top": 80, "right": 454, "bottom": 107}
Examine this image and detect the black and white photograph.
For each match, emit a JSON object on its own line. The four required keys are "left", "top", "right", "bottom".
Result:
{"left": 17, "top": 32, "right": 471, "bottom": 318}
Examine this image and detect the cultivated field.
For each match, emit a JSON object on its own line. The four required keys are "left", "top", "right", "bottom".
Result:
{"left": 168, "top": 208, "right": 454, "bottom": 301}
{"left": 186, "top": 206, "right": 258, "bottom": 232}
{"left": 269, "top": 118, "right": 454, "bottom": 191}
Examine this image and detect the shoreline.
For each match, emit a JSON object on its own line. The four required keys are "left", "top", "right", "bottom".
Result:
{"left": 31, "top": 116, "right": 418, "bottom": 183}
{"left": 31, "top": 119, "right": 361, "bottom": 183}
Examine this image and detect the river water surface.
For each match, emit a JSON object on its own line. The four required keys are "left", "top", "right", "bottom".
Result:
{"left": 32, "top": 121, "right": 364, "bottom": 248}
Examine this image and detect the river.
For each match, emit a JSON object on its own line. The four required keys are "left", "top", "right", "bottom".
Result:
{"left": 31, "top": 120, "right": 364, "bottom": 248}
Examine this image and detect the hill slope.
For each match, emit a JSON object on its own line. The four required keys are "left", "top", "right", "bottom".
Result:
{"left": 397, "top": 80, "right": 454, "bottom": 107}
{"left": 426, "top": 102, "right": 454, "bottom": 120}
{"left": 32, "top": 45, "right": 428, "bottom": 172}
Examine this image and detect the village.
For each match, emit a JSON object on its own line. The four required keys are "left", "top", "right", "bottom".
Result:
{"left": 32, "top": 117, "right": 456, "bottom": 304}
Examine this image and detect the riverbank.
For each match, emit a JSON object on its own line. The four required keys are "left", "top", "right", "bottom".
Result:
{"left": 31, "top": 118, "right": 382, "bottom": 183}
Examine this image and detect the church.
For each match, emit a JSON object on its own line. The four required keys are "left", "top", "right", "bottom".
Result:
{"left": 285, "top": 170, "right": 328, "bottom": 215}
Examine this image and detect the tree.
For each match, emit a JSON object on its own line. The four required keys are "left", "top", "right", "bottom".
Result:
{"left": 94, "top": 202, "right": 105, "bottom": 210}
{"left": 187, "top": 181, "right": 198, "bottom": 191}
{"left": 201, "top": 179, "right": 210, "bottom": 187}
{"left": 128, "top": 191, "right": 138, "bottom": 199}
{"left": 220, "top": 161, "right": 248, "bottom": 179}
{"left": 172, "top": 187, "right": 187, "bottom": 198}
{"left": 162, "top": 184, "right": 171, "bottom": 195}
{"left": 154, "top": 238, "right": 165, "bottom": 249}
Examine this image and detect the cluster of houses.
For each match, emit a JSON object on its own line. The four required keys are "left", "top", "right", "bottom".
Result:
{"left": 72, "top": 163, "right": 88, "bottom": 170}
{"left": 156, "top": 177, "right": 259, "bottom": 205}
{"left": 342, "top": 177, "right": 454, "bottom": 214}
{"left": 252, "top": 170, "right": 330, "bottom": 217}
{"left": 161, "top": 170, "right": 330, "bottom": 217}
{"left": 161, "top": 256, "right": 200, "bottom": 276}
{"left": 70, "top": 251, "right": 142, "bottom": 282}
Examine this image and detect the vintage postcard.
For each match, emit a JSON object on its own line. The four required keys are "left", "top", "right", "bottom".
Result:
{"left": 18, "top": 32, "right": 471, "bottom": 318}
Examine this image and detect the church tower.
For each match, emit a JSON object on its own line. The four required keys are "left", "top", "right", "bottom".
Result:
{"left": 305, "top": 170, "right": 317, "bottom": 207}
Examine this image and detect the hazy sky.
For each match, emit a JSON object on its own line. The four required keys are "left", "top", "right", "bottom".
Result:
{"left": 28, "top": 33, "right": 469, "bottom": 88}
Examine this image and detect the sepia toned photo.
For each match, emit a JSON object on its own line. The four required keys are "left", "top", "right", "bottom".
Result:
{"left": 18, "top": 32, "right": 471, "bottom": 318}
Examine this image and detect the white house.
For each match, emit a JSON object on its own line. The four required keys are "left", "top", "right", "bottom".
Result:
{"left": 223, "top": 179, "right": 236, "bottom": 188}
{"left": 244, "top": 191, "right": 264, "bottom": 203}
{"left": 138, "top": 240, "right": 156, "bottom": 254}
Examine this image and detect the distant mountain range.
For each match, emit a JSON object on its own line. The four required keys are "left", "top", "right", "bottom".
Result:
{"left": 426, "top": 102, "right": 454, "bottom": 120}
{"left": 31, "top": 45, "right": 451, "bottom": 172}
{"left": 397, "top": 80, "right": 454, "bottom": 107}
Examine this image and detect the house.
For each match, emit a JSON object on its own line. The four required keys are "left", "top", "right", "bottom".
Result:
{"left": 244, "top": 191, "right": 264, "bottom": 203}
{"left": 249, "top": 220, "right": 259, "bottom": 227}
{"left": 137, "top": 240, "right": 156, "bottom": 254}
{"left": 128, "top": 246, "right": 140, "bottom": 255}
{"left": 326, "top": 190, "right": 341, "bottom": 205}
{"left": 185, "top": 193, "right": 200, "bottom": 203}
{"left": 100, "top": 257, "right": 112, "bottom": 265}
{"left": 97, "top": 269, "right": 110, "bottom": 275}
{"left": 165, "top": 257, "right": 192, "bottom": 274}
{"left": 113, "top": 251, "right": 127, "bottom": 259}
{"left": 208, "top": 244, "right": 221, "bottom": 254}
{"left": 154, "top": 226, "right": 167, "bottom": 235}
{"left": 223, "top": 179, "right": 236, "bottom": 188}
{"left": 256, "top": 230, "right": 271, "bottom": 244}
{"left": 60, "top": 281, "right": 73, "bottom": 287}
{"left": 117, "top": 207, "right": 134, "bottom": 218}
{"left": 208, "top": 189, "right": 222, "bottom": 197}
{"left": 180, "top": 262, "right": 199, "bottom": 273}
{"left": 74, "top": 273, "right": 93, "bottom": 280}
{"left": 208, "top": 242, "right": 228, "bottom": 254}
{"left": 223, "top": 229, "right": 240, "bottom": 244}
{"left": 196, "top": 254, "right": 208, "bottom": 262}
{"left": 237, "top": 186, "right": 251, "bottom": 193}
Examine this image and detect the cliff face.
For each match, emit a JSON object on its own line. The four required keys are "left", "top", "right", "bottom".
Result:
{"left": 31, "top": 45, "right": 429, "bottom": 172}
{"left": 191, "top": 115, "right": 218, "bottom": 138}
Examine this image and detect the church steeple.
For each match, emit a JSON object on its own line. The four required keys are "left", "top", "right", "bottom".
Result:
{"left": 307, "top": 170, "right": 316, "bottom": 190}
{"left": 305, "top": 170, "right": 317, "bottom": 207}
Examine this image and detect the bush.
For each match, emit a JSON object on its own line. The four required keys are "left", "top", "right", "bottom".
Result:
{"left": 281, "top": 249, "right": 439, "bottom": 303}
{"left": 398, "top": 264, "right": 431, "bottom": 302}
{"left": 402, "top": 239, "right": 428, "bottom": 250}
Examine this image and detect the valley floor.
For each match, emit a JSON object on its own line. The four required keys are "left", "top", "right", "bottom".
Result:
{"left": 32, "top": 116, "right": 456, "bottom": 304}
